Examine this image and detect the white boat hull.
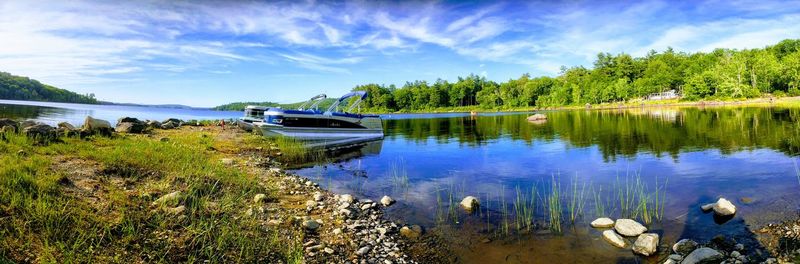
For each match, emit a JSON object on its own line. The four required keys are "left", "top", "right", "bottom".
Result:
{"left": 255, "top": 123, "right": 384, "bottom": 141}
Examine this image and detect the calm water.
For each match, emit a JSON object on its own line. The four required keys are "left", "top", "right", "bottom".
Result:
{"left": 294, "top": 107, "right": 800, "bottom": 263}
{"left": 3, "top": 100, "right": 800, "bottom": 263}
{"left": 0, "top": 99, "right": 241, "bottom": 125}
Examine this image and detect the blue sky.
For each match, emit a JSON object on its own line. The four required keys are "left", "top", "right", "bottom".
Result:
{"left": 1, "top": 0, "right": 799, "bottom": 107}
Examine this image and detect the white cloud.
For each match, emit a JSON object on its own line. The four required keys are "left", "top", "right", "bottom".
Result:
{"left": 1, "top": 0, "right": 799, "bottom": 96}
{"left": 278, "top": 53, "right": 364, "bottom": 74}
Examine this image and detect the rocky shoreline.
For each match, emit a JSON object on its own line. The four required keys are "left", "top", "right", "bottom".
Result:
{"left": 0, "top": 116, "right": 422, "bottom": 263}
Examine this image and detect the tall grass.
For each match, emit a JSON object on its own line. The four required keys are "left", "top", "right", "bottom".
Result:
{"left": 0, "top": 131, "right": 302, "bottom": 263}
{"left": 548, "top": 174, "right": 562, "bottom": 233}
{"left": 568, "top": 173, "right": 588, "bottom": 223}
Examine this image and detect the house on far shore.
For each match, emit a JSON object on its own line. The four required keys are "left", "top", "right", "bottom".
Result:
{"left": 647, "top": 89, "right": 680, "bottom": 100}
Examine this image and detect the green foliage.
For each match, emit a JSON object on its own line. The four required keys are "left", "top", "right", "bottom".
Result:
{"left": 0, "top": 72, "right": 97, "bottom": 104}
{"left": 212, "top": 39, "right": 800, "bottom": 113}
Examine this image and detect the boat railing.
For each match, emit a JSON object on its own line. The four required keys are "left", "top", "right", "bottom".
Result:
{"left": 298, "top": 94, "right": 327, "bottom": 111}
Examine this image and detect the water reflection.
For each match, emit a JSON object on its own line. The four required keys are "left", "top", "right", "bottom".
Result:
{"left": 385, "top": 107, "right": 800, "bottom": 159}
{"left": 295, "top": 106, "right": 800, "bottom": 263}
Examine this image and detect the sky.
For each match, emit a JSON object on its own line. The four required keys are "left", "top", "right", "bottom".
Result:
{"left": 1, "top": 0, "right": 800, "bottom": 107}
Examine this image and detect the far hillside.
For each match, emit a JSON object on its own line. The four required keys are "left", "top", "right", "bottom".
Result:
{"left": 0, "top": 72, "right": 98, "bottom": 104}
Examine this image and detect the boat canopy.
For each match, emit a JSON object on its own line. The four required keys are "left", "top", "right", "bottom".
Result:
{"left": 326, "top": 91, "right": 368, "bottom": 115}
{"left": 298, "top": 94, "right": 327, "bottom": 111}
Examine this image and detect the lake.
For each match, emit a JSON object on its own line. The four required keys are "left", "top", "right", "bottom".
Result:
{"left": 2, "top": 100, "right": 800, "bottom": 263}
{"left": 0, "top": 99, "right": 242, "bottom": 125}
{"left": 293, "top": 107, "right": 800, "bottom": 263}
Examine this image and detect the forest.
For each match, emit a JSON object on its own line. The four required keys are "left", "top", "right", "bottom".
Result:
{"left": 350, "top": 39, "right": 800, "bottom": 112}
{"left": 0, "top": 72, "right": 98, "bottom": 104}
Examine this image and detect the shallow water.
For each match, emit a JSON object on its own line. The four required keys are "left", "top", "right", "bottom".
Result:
{"left": 0, "top": 99, "right": 241, "bottom": 125}
{"left": 293, "top": 107, "right": 800, "bottom": 263}
{"left": 3, "top": 100, "right": 800, "bottom": 262}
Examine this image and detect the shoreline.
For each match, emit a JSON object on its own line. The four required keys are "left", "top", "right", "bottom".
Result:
{"left": 0, "top": 117, "right": 423, "bottom": 263}
{"left": 367, "top": 96, "right": 800, "bottom": 115}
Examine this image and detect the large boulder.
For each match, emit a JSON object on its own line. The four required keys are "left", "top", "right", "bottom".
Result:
{"left": 591, "top": 217, "right": 615, "bottom": 228}
{"left": 614, "top": 219, "right": 647, "bottom": 236}
{"left": 23, "top": 124, "right": 57, "bottom": 141}
{"left": 0, "top": 118, "right": 17, "bottom": 132}
{"left": 712, "top": 198, "right": 736, "bottom": 216}
{"left": 146, "top": 120, "right": 162, "bottom": 129}
{"left": 602, "top": 230, "right": 627, "bottom": 248}
{"left": 160, "top": 118, "right": 183, "bottom": 129}
{"left": 673, "top": 239, "right": 699, "bottom": 255}
{"left": 82, "top": 116, "right": 113, "bottom": 136}
{"left": 527, "top": 113, "right": 547, "bottom": 121}
{"left": 460, "top": 196, "right": 480, "bottom": 212}
{"left": 117, "top": 117, "right": 142, "bottom": 124}
{"left": 19, "top": 120, "right": 38, "bottom": 129}
{"left": 57, "top": 122, "right": 76, "bottom": 130}
{"left": 116, "top": 122, "right": 147, "bottom": 134}
{"left": 632, "top": 233, "right": 659, "bottom": 256}
{"left": 682, "top": 247, "right": 724, "bottom": 264}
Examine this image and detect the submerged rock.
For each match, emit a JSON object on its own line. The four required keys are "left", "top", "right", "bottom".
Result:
{"left": 602, "top": 230, "right": 627, "bottom": 248}
{"left": 712, "top": 198, "right": 736, "bottom": 216}
{"left": 527, "top": 113, "right": 547, "bottom": 121}
{"left": 460, "top": 196, "right": 480, "bottom": 212}
{"left": 591, "top": 217, "right": 615, "bottom": 228}
{"left": 614, "top": 219, "right": 647, "bottom": 237}
{"left": 400, "top": 225, "right": 422, "bottom": 239}
{"left": 673, "top": 239, "right": 699, "bottom": 255}
{"left": 380, "top": 195, "right": 395, "bottom": 207}
{"left": 682, "top": 247, "right": 724, "bottom": 264}
{"left": 632, "top": 233, "right": 659, "bottom": 256}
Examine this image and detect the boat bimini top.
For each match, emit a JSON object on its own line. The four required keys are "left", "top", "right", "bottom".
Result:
{"left": 325, "top": 91, "right": 368, "bottom": 116}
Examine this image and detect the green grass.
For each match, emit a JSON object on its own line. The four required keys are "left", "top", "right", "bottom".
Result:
{"left": 0, "top": 131, "right": 302, "bottom": 263}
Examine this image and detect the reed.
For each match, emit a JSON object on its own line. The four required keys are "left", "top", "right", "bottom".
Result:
{"left": 591, "top": 185, "right": 606, "bottom": 218}
{"left": 547, "top": 174, "right": 562, "bottom": 233}
{"left": 568, "top": 173, "right": 587, "bottom": 223}
{"left": 390, "top": 158, "right": 410, "bottom": 195}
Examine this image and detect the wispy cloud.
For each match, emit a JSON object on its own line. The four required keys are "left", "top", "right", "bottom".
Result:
{"left": 0, "top": 0, "right": 798, "bottom": 104}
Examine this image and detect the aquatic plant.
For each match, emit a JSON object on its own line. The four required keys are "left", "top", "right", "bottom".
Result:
{"left": 568, "top": 173, "right": 588, "bottom": 223}
{"left": 548, "top": 174, "right": 562, "bottom": 233}
{"left": 390, "top": 158, "right": 410, "bottom": 193}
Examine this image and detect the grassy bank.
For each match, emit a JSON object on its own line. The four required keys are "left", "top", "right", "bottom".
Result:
{"left": 0, "top": 128, "right": 308, "bottom": 263}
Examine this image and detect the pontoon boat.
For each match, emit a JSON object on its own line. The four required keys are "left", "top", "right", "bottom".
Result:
{"left": 239, "top": 92, "right": 384, "bottom": 145}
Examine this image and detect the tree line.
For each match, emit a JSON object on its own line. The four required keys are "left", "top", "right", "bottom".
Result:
{"left": 351, "top": 39, "right": 800, "bottom": 112}
{"left": 0, "top": 72, "right": 98, "bottom": 104}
